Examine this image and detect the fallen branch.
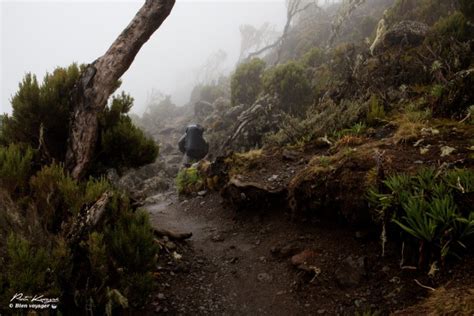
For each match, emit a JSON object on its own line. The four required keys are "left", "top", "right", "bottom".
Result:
{"left": 153, "top": 228, "right": 192, "bottom": 241}
{"left": 414, "top": 279, "right": 436, "bottom": 292}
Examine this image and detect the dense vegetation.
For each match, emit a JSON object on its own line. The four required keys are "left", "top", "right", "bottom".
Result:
{"left": 0, "top": 65, "right": 159, "bottom": 313}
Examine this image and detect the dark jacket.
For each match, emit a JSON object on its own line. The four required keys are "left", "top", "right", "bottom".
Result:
{"left": 178, "top": 124, "right": 209, "bottom": 160}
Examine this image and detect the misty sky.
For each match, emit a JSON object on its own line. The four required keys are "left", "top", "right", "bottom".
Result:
{"left": 1, "top": 0, "right": 286, "bottom": 115}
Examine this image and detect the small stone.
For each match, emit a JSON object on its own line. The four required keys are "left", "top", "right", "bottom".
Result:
{"left": 257, "top": 273, "right": 273, "bottom": 282}
{"left": 211, "top": 234, "right": 225, "bottom": 242}
{"left": 268, "top": 174, "right": 279, "bottom": 181}
{"left": 317, "top": 309, "right": 326, "bottom": 314}
{"left": 165, "top": 241, "right": 177, "bottom": 251}
{"left": 291, "top": 249, "right": 317, "bottom": 266}
{"left": 200, "top": 201, "right": 205, "bottom": 206}
{"left": 440, "top": 146, "right": 456, "bottom": 157}
{"left": 157, "top": 293, "right": 165, "bottom": 300}
{"left": 334, "top": 256, "right": 367, "bottom": 288}
{"left": 197, "top": 190, "right": 207, "bottom": 196}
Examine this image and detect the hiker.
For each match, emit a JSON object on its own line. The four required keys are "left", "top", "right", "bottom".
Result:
{"left": 178, "top": 124, "right": 209, "bottom": 167}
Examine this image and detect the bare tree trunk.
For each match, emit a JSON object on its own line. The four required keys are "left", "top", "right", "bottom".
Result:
{"left": 66, "top": 0, "right": 175, "bottom": 179}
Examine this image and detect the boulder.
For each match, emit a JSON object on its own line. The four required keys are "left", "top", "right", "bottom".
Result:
{"left": 334, "top": 256, "right": 367, "bottom": 288}
{"left": 372, "top": 20, "right": 429, "bottom": 54}
{"left": 291, "top": 249, "right": 318, "bottom": 267}
{"left": 384, "top": 20, "right": 429, "bottom": 46}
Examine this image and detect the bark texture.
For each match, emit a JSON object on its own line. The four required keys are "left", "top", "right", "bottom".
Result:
{"left": 66, "top": 0, "right": 175, "bottom": 179}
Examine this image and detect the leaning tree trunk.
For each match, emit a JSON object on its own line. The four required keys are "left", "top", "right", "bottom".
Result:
{"left": 66, "top": 0, "right": 175, "bottom": 179}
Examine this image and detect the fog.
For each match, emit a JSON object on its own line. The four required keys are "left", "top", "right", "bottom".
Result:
{"left": 1, "top": 0, "right": 287, "bottom": 115}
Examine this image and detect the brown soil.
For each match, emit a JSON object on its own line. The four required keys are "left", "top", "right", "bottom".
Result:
{"left": 141, "top": 121, "right": 474, "bottom": 315}
{"left": 144, "top": 190, "right": 474, "bottom": 315}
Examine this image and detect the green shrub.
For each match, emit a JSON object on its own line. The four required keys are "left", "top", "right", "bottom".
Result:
{"left": 0, "top": 66, "right": 158, "bottom": 177}
{"left": 262, "top": 60, "right": 312, "bottom": 116}
{"left": 431, "top": 11, "right": 470, "bottom": 42}
{"left": 95, "top": 93, "right": 158, "bottom": 175}
{"left": 460, "top": 0, "right": 474, "bottom": 20}
{"left": 368, "top": 168, "right": 474, "bottom": 268}
{"left": 4, "top": 234, "right": 70, "bottom": 298}
{"left": 301, "top": 47, "right": 325, "bottom": 68}
{"left": 84, "top": 177, "right": 113, "bottom": 205}
{"left": 366, "top": 94, "right": 385, "bottom": 125}
{"left": 0, "top": 65, "right": 81, "bottom": 160}
{"left": 0, "top": 144, "right": 34, "bottom": 195}
{"left": 106, "top": 209, "right": 157, "bottom": 273}
{"left": 231, "top": 58, "right": 266, "bottom": 106}
{"left": 264, "top": 98, "right": 365, "bottom": 146}
{"left": 176, "top": 167, "right": 204, "bottom": 194}
{"left": 190, "top": 77, "right": 230, "bottom": 104}
{"left": 105, "top": 209, "right": 157, "bottom": 307}
{"left": 30, "top": 163, "right": 81, "bottom": 232}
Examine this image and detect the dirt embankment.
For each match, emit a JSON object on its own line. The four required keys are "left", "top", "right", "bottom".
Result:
{"left": 143, "top": 119, "right": 474, "bottom": 315}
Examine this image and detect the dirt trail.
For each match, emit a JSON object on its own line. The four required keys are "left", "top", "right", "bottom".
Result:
{"left": 147, "top": 191, "right": 313, "bottom": 315}
{"left": 145, "top": 190, "right": 474, "bottom": 316}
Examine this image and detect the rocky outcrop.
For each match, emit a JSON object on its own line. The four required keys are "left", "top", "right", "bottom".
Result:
{"left": 371, "top": 20, "right": 429, "bottom": 54}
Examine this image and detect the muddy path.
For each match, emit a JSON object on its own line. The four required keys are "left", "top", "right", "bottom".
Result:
{"left": 142, "top": 189, "right": 474, "bottom": 315}
{"left": 147, "top": 191, "right": 312, "bottom": 315}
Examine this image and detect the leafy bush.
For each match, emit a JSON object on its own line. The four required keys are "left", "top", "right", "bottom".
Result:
{"left": 431, "top": 11, "right": 470, "bottom": 42}
{"left": 84, "top": 177, "right": 113, "bottom": 205}
{"left": 105, "top": 209, "right": 157, "bottom": 307}
{"left": 231, "top": 58, "right": 266, "bottom": 106}
{"left": 30, "top": 163, "right": 81, "bottom": 232}
{"left": 0, "top": 65, "right": 81, "bottom": 160}
{"left": 301, "top": 47, "right": 325, "bottom": 68}
{"left": 368, "top": 167, "right": 474, "bottom": 268}
{"left": 3, "top": 234, "right": 70, "bottom": 300}
{"left": 0, "top": 66, "right": 158, "bottom": 177}
{"left": 191, "top": 77, "right": 230, "bottom": 104}
{"left": 0, "top": 144, "right": 34, "bottom": 195}
{"left": 262, "top": 60, "right": 312, "bottom": 116}
{"left": 176, "top": 167, "right": 204, "bottom": 194}
{"left": 264, "top": 98, "right": 366, "bottom": 146}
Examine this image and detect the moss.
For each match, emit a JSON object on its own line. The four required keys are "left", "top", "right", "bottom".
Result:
{"left": 176, "top": 167, "right": 205, "bottom": 194}
{"left": 366, "top": 94, "right": 385, "bottom": 126}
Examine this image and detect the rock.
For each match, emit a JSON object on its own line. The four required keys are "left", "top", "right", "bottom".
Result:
{"left": 197, "top": 190, "right": 207, "bottom": 196}
{"left": 440, "top": 146, "right": 456, "bottom": 157}
{"left": 372, "top": 20, "right": 429, "bottom": 54}
{"left": 334, "top": 256, "right": 367, "bottom": 288}
{"left": 420, "top": 147, "right": 430, "bottom": 155}
{"left": 291, "top": 249, "right": 318, "bottom": 267}
{"left": 165, "top": 241, "right": 177, "bottom": 251}
{"left": 157, "top": 293, "right": 165, "bottom": 300}
{"left": 268, "top": 175, "right": 279, "bottom": 182}
{"left": 278, "top": 243, "right": 302, "bottom": 258}
{"left": 384, "top": 21, "right": 429, "bottom": 46}
{"left": 282, "top": 149, "right": 299, "bottom": 161}
{"left": 257, "top": 273, "right": 273, "bottom": 282}
{"left": 211, "top": 234, "right": 225, "bottom": 242}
